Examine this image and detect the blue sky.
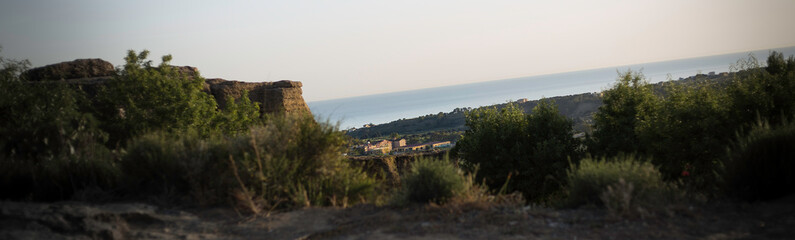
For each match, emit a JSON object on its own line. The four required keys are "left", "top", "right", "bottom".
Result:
{"left": 1, "top": 0, "right": 794, "bottom": 101}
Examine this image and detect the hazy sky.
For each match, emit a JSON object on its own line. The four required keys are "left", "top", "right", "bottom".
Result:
{"left": 2, "top": 0, "right": 794, "bottom": 102}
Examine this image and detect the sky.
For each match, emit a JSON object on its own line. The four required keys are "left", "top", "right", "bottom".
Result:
{"left": 1, "top": 0, "right": 794, "bottom": 102}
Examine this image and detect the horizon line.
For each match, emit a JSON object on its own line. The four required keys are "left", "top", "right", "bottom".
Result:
{"left": 307, "top": 45, "right": 795, "bottom": 103}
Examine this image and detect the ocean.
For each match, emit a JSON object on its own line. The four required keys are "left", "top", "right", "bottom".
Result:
{"left": 308, "top": 47, "right": 795, "bottom": 130}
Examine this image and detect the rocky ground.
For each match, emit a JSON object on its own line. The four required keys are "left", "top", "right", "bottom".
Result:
{"left": 1, "top": 195, "right": 793, "bottom": 240}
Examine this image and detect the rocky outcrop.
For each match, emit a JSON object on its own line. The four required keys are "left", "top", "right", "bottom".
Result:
{"left": 24, "top": 59, "right": 115, "bottom": 81}
{"left": 204, "top": 78, "right": 310, "bottom": 114}
{"left": 24, "top": 59, "right": 310, "bottom": 115}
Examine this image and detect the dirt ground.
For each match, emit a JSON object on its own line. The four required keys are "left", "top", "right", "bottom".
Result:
{"left": 1, "top": 195, "right": 794, "bottom": 239}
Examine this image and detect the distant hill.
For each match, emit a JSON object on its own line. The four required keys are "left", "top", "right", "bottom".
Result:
{"left": 346, "top": 72, "right": 733, "bottom": 139}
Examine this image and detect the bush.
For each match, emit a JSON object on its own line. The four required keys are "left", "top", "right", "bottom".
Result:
{"left": 727, "top": 52, "right": 795, "bottom": 130}
{"left": 95, "top": 50, "right": 261, "bottom": 145}
{"left": 120, "top": 131, "right": 228, "bottom": 204}
{"left": 589, "top": 54, "right": 795, "bottom": 194}
{"left": 394, "top": 157, "right": 469, "bottom": 204}
{"left": 0, "top": 49, "right": 117, "bottom": 201}
{"left": 725, "top": 120, "right": 795, "bottom": 201}
{"left": 635, "top": 79, "right": 731, "bottom": 191}
{"left": 227, "top": 114, "right": 378, "bottom": 209}
{"left": 0, "top": 141, "right": 118, "bottom": 201}
{"left": 93, "top": 50, "right": 219, "bottom": 145}
{"left": 121, "top": 113, "right": 378, "bottom": 209}
{"left": 456, "top": 100, "right": 581, "bottom": 202}
{"left": 566, "top": 154, "right": 668, "bottom": 208}
{"left": 589, "top": 71, "right": 657, "bottom": 156}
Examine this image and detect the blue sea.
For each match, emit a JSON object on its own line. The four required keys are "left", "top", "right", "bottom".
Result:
{"left": 309, "top": 47, "right": 795, "bottom": 129}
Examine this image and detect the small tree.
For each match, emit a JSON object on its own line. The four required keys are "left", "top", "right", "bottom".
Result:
{"left": 457, "top": 100, "right": 581, "bottom": 201}
{"left": 94, "top": 50, "right": 261, "bottom": 144}
{"left": 589, "top": 71, "right": 657, "bottom": 157}
{"left": 636, "top": 79, "right": 731, "bottom": 189}
{"left": 727, "top": 51, "right": 795, "bottom": 130}
{"left": 95, "top": 50, "right": 218, "bottom": 144}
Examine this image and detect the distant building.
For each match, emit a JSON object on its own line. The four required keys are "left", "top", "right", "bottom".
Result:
{"left": 397, "top": 143, "right": 428, "bottom": 152}
{"left": 391, "top": 139, "right": 406, "bottom": 149}
{"left": 428, "top": 141, "right": 452, "bottom": 148}
{"left": 394, "top": 141, "right": 452, "bottom": 153}
{"left": 364, "top": 139, "right": 392, "bottom": 154}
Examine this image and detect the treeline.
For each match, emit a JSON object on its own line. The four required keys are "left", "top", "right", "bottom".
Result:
{"left": 346, "top": 72, "right": 734, "bottom": 139}
{"left": 454, "top": 52, "right": 795, "bottom": 205}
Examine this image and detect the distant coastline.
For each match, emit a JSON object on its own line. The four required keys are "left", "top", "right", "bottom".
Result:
{"left": 309, "top": 46, "right": 795, "bottom": 130}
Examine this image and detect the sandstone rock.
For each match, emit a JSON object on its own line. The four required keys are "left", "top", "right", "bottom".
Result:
{"left": 24, "top": 59, "right": 115, "bottom": 81}
{"left": 167, "top": 65, "right": 199, "bottom": 78}
{"left": 25, "top": 60, "right": 311, "bottom": 116}
{"left": 204, "top": 78, "right": 311, "bottom": 115}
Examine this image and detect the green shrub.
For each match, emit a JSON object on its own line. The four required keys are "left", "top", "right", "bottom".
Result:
{"left": 635, "top": 79, "right": 731, "bottom": 191}
{"left": 394, "top": 157, "right": 469, "bottom": 204}
{"left": 0, "top": 49, "right": 117, "bottom": 201}
{"left": 456, "top": 100, "right": 581, "bottom": 202}
{"left": 725, "top": 120, "right": 795, "bottom": 201}
{"left": 589, "top": 71, "right": 657, "bottom": 156}
{"left": 120, "top": 131, "right": 229, "bottom": 204}
{"left": 94, "top": 50, "right": 260, "bottom": 145}
{"left": 566, "top": 154, "right": 667, "bottom": 207}
{"left": 727, "top": 52, "right": 795, "bottom": 130}
{"left": 589, "top": 54, "right": 795, "bottom": 194}
{"left": 95, "top": 50, "right": 209, "bottom": 143}
{"left": 0, "top": 140, "right": 118, "bottom": 201}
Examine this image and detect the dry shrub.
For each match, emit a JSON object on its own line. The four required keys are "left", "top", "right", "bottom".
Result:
{"left": 600, "top": 178, "right": 635, "bottom": 216}
{"left": 226, "top": 114, "right": 379, "bottom": 211}
{"left": 121, "top": 114, "right": 379, "bottom": 211}
{"left": 566, "top": 154, "right": 684, "bottom": 218}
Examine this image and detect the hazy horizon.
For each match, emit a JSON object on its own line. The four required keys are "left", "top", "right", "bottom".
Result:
{"left": 2, "top": 1, "right": 795, "bottom": 102}
{"left": 307, "top": 46, "right": 795, "bottom": 103}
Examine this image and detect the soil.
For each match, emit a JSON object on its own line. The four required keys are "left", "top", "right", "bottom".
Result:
{"left": 1, "top": 195, "right": 793, "bottom": 240}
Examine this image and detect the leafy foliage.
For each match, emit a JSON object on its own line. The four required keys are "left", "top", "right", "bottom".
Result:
{"left": 0, "top": 49, "right": 263, "bottom": 202}
{"left": 212, "top": 90, "right": 262, "bottom": 135}
{"left": 0, "top": 48, "right": 117, "bottom": 201}
{"left": 727, "top": 52, "right": 795, "bottom": 130}
{"left": 589, "top": 52, "right": 795, "bottom": 195}
{"left": 94, "top": 50, "right": 220, "bottom": 144}
{"left": 457, "top": 100, "right": 581, "bottom": 202}
{"left": 589, "top": 71, "right": 657, "bottom": 156}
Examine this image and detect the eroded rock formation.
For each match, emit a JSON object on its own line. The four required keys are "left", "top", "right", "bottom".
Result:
{"left": 204, "top": 78, "right": 310, "bottom": 115}
{"left": 24, "top": 59, "right": 310, "bottom": 115}
{"left": 23, "top": 59, "right": 115, "bottom": 81}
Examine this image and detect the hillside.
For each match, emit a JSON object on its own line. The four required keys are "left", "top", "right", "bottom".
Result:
{"left": 346, "top": 72, "right": 733, "bottom": 139}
